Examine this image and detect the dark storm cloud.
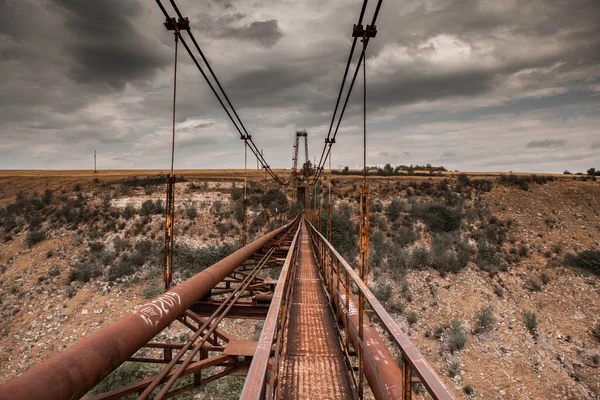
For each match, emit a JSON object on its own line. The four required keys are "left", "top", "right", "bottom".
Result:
{"left": 50, "top": 0, "right": 170, "bottom": 91}
{"left": 526, "top": 139, "right": 567, "bottom": 148}
{"left": 1, "top": 0, "right": 600, "bottom": 172}
{"left": 222, "top": 19, "right": 283, "bottom": 48}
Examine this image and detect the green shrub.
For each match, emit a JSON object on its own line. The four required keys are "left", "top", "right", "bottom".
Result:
{"left": 523, "top": 310, "right": 538, "bottom": 335}
{"left": 185, "top": 204, "right": 197, "bottom": 219}
{"left": 69, "top": 261, "right": 101, "bottom": 283}
{"left": 393, "top": 227, "right": 418, "bottom": 247}
{"left": 448, "top": 319, "right": 467, "bottom": 353}
{"left": 231, "top": 187, "right": 242, "bottom": 201}
{"left": 411, "top": 202, "right": 462, "bottom": 232}
{"left": 565, "top": 250, "right": 600, "bottom": 276}
{"left": 174, "top": 242, "right": 238, "bottom": 278}
{"left": 26, "top": 230, "right": 46, "bottom": 248}
{"left": 2, "top": 215, "right": 17, "bottom": 231}
{"left": 91, "top": 363, "right": 160, "bottom": 396}
{"left": 123, "top": 203, "right": 135, "bottom": 220}
{"left": 140, "top": 200, "right": 155, "bottom": 216}
{"left": 463, "top": 385, "right": 474, "bottom": 395}
{"left": 592, "top": 322, "right": 600, "bottom": 341}
{"left": 448, "top": 357, "right": 461, "bottom": 377}
{"left": 518, "top": 244, "right": 529, "bottom": 257}
{"left": 409, "top": 246, "right": 431, "bottom": 269}
{"left": 525, "top": 278, "right": 542, "bottom": 292}
{"left": 374, "top": 282, "right": 392, "bottom": 303}
{"left": 142, "top": 281, "right": 162, "bottom": 299}
{"left": 212, "top": 200, "right": 223, "bottom": 214}
{"left": 28, "top": 213, "right": 43, "bottom": 230}
{"left": 330, "top": 203, "right": 358, "bottom": 262}
{"left": 475, "top": 305, "right": 495, "bottom": 333}
{"left": 113, "top": 236, "right": 130, "bottom": 253}
{"left": 386, "top": 198, "right": 409, "bottom": 222}
{"left": 407, "top": 311, "right": 418, "bottom": 325}
{"left": 476, "top": 240, "right": 502, "bottom": 271}
{"left": 217, "top": 221, "right": 234, "bottom": 237}
{"left": 386, "top": 247, "right": 410, "bottom": 278}
{"left": 108, "top": 258, "right": 134, "bottom": 281}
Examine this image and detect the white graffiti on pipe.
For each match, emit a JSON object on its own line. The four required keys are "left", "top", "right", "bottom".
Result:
{"left": 135, "top": 292, "right": 182, "bottom": 327}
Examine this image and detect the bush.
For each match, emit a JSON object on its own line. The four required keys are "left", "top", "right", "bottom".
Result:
{"left": 407, "top": 311, "right": 418, "bottom": 325}
{"left": 142, "top": 281, "right": 162, "bottom": 299}
{"left": 386, "top": 198, "right": 409, "bottom": 222}
{"left": 108, "top": 258, "right": 135, "bottom": 281}
{"left": 525, "top": 278, "right": 542, "bottom": 292}
{"left": 393, "top": 227, "right": 419, "bottom": 247}
{"left": 374, "top": 282, "right": 392, "bottom": 303}
{"left": 565, "top": 250, "right": 600, "bottom": 276}
{"left": 411, "top": 202, "right": 461, "bottom": 232}
{"left": 409, "top": 246, "right": 431, "bottom": 269}
{"left": 91, "top": 363, "right": 160, "bottom": 396}
{"left": 174, "top": 242, "right": 238, "bottom": 278}
{"left": 448, "top": 319, "right": 467, "bottom": 353}
{"left": 592, "top": 322, "right": 600, "bottom": 341}
{"left": 2, "top": 215, "right": 17, "bottom": 231}
{"left": 518, "top": 244, "right": 529, "bottom": 257}
{"left": 330, "top": 204, "right": 358, "bottom": 262}
{"left": 386, "top": 247, "right": 410, "bottom": 278}
{"left": 523, "top": 310, "right": 538, "bottom": 335}
{"left": 113, "top": 236, "right": 130, "bottom": 253}
{"left": 475, "top": 305, "right": 495, "bottom": 333}
{"left": 463, "top": 385, "right": 474, "bottom": 395}
{"left": 140, "top": 200, "right": 156, "bottom": 216}
{"left": 26, "top": 230, "right": 46, "bottom": 248}
{"left": 185, "top": 204, "right": 197, "bottom": 219}
{"left": 123, "top": 203, "right": 135, "bottom": 220}
{"left": 448, "top": 357, "right": 461, "bottom": 377}
{"left": 217, "top": 221, "right": 234, "bottom": 237}
{"left": 231, "top": 187, "right": 242, "bottom": 201}
{"left": 69, "top": 261, "right": 101, "bottom": 283}
{"left": 476, "top": 240, "right": 502, "bottom": 271}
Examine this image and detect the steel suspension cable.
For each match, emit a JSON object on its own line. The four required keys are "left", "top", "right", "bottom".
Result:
{"left": 314, "top": 0, "right": 369, "bottom": 176}
{"left": 155, "top": 0, "right": 283, "bottom": 185}
{"left": 312, "top": 0, "right": 383, "bottom": 185}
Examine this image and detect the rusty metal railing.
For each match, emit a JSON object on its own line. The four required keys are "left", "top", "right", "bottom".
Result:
{"left": 239, "top": 217, "right": 302, "bottom": 399}
{"left": 0, "top": 220, "right": 298, "bottom": 400}
{"left": 305, "top": 219, "right": 456, "bottom": 400}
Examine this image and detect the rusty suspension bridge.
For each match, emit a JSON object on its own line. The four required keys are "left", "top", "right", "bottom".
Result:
{"left": 0, "top": 0, "right": 456, "bottom": 399}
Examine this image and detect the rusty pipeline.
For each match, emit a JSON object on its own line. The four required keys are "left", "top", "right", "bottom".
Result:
{"left": 308, "top": 220, "right": 456, "bottom": 400}
{"left": 0, "top": 221, "right": 296, "bottom": 400}
{"left": 329, "top": 267, "right": 404, "bottom": 399}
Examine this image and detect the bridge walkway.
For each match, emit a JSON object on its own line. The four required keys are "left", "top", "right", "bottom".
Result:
{"left": 277, "top": 223, "right": 353, "bottom": 399}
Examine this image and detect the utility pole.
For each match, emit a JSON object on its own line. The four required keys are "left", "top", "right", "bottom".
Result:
{"left": 93, "top": 150, "right": 97, "bottom": 174}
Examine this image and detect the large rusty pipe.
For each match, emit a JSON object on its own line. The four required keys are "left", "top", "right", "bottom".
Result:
{"left": 0, "top": 222, "right": 294, "bottom": 400}
{"left": 329, "top": 266, "right": 404, "bottom": 399}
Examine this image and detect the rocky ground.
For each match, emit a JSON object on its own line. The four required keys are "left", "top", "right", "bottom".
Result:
{"left": 1, "top": 170, "right": 599, "bottom": 399}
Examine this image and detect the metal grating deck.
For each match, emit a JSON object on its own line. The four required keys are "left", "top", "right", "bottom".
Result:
{"left": 278, "top": 225, "right": 353, "bottom": 399}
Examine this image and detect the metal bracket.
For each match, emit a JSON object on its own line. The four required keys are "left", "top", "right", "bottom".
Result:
{"left": 352, "top": 24, "right": 377, "bottom": 38}
{"left": 164, "top": 17, "right": 190, "bottom": 32}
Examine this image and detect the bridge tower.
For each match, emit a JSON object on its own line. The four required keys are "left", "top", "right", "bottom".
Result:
{"left": 291, "top": 129, "right": 309, "bottom": 205}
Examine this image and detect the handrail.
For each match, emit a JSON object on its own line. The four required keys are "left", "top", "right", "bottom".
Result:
{"left": 239, "top": 217, "right": 303, "bottom": 399}
{"left": 305, "top": 219, "right": 456, "bottom": 400}
{"left": 0, "top": 219, "right": 298, "bottom": 400}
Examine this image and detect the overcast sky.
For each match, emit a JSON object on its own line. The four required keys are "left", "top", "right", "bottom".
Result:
{"left": 1, "top": 0, "right": 599, "bottom": 172}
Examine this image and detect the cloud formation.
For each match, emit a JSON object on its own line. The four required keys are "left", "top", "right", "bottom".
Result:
{"left": 526, "top": 139, "right": 567, "bottom": 148}
{"left": 0, "top": 0, "right": 599, "bottom": 172}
